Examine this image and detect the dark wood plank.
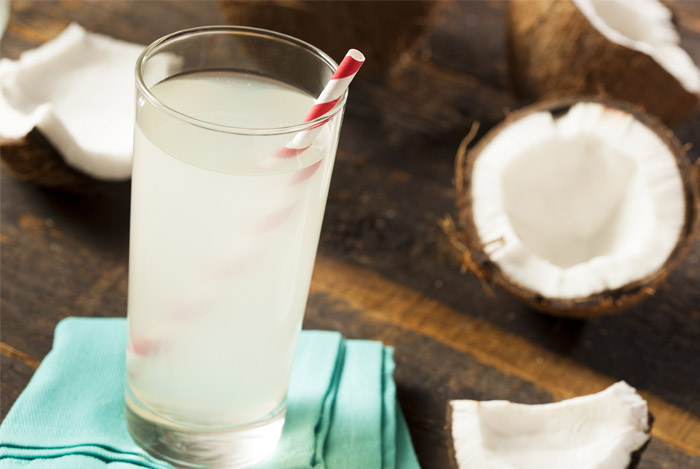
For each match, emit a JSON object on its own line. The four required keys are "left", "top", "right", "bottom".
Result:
{"left": 0, "top": 177, "right": 131, "bottom": 358}
{"left": 639, "top": 440, "right": 700, "bottom": 469}
{"left": 418, "top": 1, "right": 510, "bottom": 89}
{"left": 304, "top": 288, "right": 700, "bottom": 469}
{"left": 308, "top": 256, "right": 700, "bottom": 457}
{"left": 303, "top": 292, "right": 554, "bottom": 469}
{"left": 2, "top": 0, "right": 228, "bottom": 59}
{"left": 0, "top": 355, "right": 37, "bottom": 421}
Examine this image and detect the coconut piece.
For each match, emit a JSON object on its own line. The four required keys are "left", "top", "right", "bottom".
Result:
{"left": 508, "top": 0, "right": 700, "bottom": 127}
{"left": 448, "top": 382, "right": 652, "bottom": 469}
{"left": 448, "top": 98, "right": 698, "bottom": 317}
{"left": 218, "top": 0, "right": 444, "bottom": 76}
{"left": 0, "top": 23, "right": 144, "bottom": 190}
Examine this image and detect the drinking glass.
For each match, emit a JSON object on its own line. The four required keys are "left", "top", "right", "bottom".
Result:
{"left": 125, "top": 26, "right": 345, "bottom": 468}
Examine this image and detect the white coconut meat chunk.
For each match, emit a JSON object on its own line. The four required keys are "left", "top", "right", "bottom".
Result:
{"left": 449, "top": 382, "right": 650, "bottom": 469}
{"left": 572, "top": 0, "right": 700, "bottom": 94}
{"left": 471, "top": 102, "right": 685, "bottom": 300}
{"left": 0, "top": 23, "right": 144, "bottom": 180}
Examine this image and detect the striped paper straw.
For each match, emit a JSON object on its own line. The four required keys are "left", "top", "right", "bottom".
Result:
{"left": 278, "top": 49, "right": 365, "bottom": 158}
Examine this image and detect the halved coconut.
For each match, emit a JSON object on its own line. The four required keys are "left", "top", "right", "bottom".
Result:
{"left": 448, "top": 98, "right": 697, "bottom": 317}
{"left": 0, "top": 23, "right": 144, "bottom": 191}
{"left": 447, "top": 382, "right": 652, "bottom": 469}
{"left": 508, "top": 0, "right": 700, "bottom": 127}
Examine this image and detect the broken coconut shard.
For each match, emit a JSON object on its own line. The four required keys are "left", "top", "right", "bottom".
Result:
{"left": 508, "top": 0, "right": 700, "bottom": 127}
{"left": 450, "top": 99, "right": 698, "bottom": 318}
{"left": 0, "top": 23, "right": 145, "bottom": 190}
{"left": 448, "top": 382, "right": 652, "bottom": 469}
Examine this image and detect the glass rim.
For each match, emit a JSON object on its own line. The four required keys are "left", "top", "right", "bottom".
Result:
{"left": 135, "top": 25, "right": 346, "bottom": 136}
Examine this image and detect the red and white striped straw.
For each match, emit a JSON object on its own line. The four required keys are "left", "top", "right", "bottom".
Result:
{"left": 278, "top": 49, "right": 365, "bottom": 158}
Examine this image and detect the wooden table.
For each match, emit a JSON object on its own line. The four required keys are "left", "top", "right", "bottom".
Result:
{"left": 2, "top": 2, "right": 699, "bottom": 467}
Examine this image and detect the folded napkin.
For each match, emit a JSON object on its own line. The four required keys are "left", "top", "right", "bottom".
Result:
{"left": 0, "top": 318, "right": 420, "bottom": 469}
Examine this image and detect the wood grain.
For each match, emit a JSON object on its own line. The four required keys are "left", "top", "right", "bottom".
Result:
{"left": 310, "top": 255, "right": 700, "bottom": 457}
{"left": 303, "top": 285, "right": 700, "bottom": 469}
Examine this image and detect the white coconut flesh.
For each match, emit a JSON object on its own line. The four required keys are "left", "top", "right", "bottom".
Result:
{"left": 572, "top": 0, "right": 700, "bottom": 94}
{"left": 471, "top": 103, "right": 685, "bottom": 300}
{"left": 0, "top": 23, "right": 144, "bottom": 180}
{"left": 450, "top": 382, "right": 650, "bottom": 469}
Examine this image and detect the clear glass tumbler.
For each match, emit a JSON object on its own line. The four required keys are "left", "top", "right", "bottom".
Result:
{"left": 125, "top": 26, "right": 345, "bottom": 468}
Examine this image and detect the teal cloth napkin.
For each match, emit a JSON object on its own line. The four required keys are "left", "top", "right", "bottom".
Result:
{"left": 0, "top": 318, "right": 420, "bottom": 469}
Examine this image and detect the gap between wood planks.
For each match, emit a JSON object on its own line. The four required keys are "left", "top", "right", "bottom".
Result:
{"left": 0, "top": 342, "right": 41, "bottom": 369}
{"left": 310, "top": 255, "right": 700, "bottom": 458}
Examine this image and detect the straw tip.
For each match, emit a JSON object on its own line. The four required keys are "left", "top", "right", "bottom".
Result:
{"left": 347, "top": 49, "right": 365, "bottom": 63}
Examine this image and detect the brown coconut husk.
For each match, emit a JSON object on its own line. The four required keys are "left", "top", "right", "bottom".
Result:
{"left": 0, "top": 130, "right": 123, "bottom": 193}
{"left": 218, "top": 0, "right": 445, "bottom": 76}
{"left": 446, "top": 97, "right": 699, "bottom": 318}
{"left": 507, "top": 0, "right": 699, "bottom": 127}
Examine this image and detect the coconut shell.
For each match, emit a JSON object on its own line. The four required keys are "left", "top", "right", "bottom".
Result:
{"left": 0, "top": 129, "right": 124, "bottom": 194}
{"left": 450, "top": 97, "right": 699, "bottom": 318}
{"left": 507, "top": 0, "right": 699, "bottom": 127}
{"left": 218, "top": 0, "right": 444, "bottom": 76}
